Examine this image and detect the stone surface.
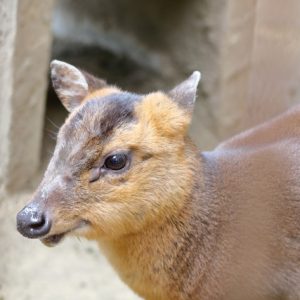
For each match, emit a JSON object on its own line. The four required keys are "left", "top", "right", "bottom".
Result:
{"left": 0, "top": 0, "right": 55, "bottom": 192}
{"left": 214, "top": 0, "right": 300, "bottom": 139}
{"left": 215, "top": 0, "right": 257, "bottom": 139}
{"left": 246, "top": 0, "right": 300, "bottom": 127}
{"left": 0, "top": 0, "right": 18, "bottom": 193}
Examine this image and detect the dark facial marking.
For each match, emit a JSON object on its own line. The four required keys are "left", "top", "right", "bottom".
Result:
{"left": 94, "top": 92, "right": 140, "bottom": 138}
{"left": 55, "top": 92, "right": 141, "bottom": 175}
{"left": 67, "top": 92, "right": 140, "bottom": 138}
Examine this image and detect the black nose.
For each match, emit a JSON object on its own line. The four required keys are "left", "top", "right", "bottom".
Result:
{"left": 16, "top": 205, "right": 51, "bottom": 238}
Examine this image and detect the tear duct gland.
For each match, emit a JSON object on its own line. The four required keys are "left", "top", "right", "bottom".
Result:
{"left": 16, "top": 60, "right": 300, "bottom": 300}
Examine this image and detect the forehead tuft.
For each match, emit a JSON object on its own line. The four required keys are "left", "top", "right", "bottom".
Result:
{"left": 53, "top": 92, "right": 141, "bottom": 172}
{"left": 66, "top": 92, "right": 141, "bottom": 138}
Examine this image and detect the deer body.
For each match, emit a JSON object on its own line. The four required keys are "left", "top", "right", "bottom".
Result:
{"left": 100, "top": 108, "right": 300, "bottom": 300}
{"left": 16, "top": 61, "right": 300, "bottom": 300}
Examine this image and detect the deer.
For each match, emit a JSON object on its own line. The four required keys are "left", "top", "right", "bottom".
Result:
{"left": 16, "top": 60, "right": 300, "bottom": 300}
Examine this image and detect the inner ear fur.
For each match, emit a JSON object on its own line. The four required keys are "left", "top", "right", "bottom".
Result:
{"left": 50, "top": 60, "right": 107, "bottom": 112}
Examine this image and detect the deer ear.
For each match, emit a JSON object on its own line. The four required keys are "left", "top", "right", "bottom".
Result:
{"left": 50, "top": 60, "right": 106, "bottom": 112}
{"left": 168, "top": 71, "right": 201, "bottom": 114}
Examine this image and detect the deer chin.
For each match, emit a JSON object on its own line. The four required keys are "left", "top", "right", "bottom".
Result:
{"left": 41, "top": 233, "right": 66, "bottom": 247}
{"left": 41, "top": 220, "right": 90, "bottom": 247}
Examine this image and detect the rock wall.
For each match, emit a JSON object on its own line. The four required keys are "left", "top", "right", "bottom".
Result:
{"left": 0, "top": 0, "right": 55, "bottom": 192}
{"left": 0, "top": 0, "right": 18, "bottom": 193}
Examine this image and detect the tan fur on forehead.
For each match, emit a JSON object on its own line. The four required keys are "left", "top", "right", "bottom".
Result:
{"left": 96, "top": 93, "right": 190, "bottom": 160}
{"left": 95, "top": 95, "right": 190, "bottom": 167}
{"left": 135, "top": 92, "right": 190, "bottom": 137}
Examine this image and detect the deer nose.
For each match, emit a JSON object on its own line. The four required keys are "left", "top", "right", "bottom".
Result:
{"left": 16, "top": 205, "right": 51, "bottom": 238}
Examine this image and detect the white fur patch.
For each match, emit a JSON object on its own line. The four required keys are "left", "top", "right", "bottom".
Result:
{"left": 51, "top": 60, "right": 88, "bottom": 98}
{"left": 41, "top": 175, "right": 64, "bottom": 201}
{"left": 50, "top": 60, "right": 89, "bottom": 111}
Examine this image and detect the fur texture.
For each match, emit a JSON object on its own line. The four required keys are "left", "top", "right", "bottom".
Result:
{"left": 17, "top": 61, "right": 300, "bottom": 300}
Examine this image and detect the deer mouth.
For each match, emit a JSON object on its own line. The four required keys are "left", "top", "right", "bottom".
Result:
{"left": 42, "top": 233, "right": 65, "bottom": 247}
{"left": 41, "top": 220, "right": 90, "bottom": 247}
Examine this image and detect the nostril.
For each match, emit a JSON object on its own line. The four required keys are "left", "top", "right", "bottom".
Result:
{"left": 30, "top": 213, "right": 46, "bottom": 229}
{"left": 17, "top": 206, "right": 52, "bottom": 238}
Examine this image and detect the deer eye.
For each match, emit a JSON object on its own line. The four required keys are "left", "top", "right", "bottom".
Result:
{"left": 104, "top": 153, "right": 128, "bottom": 170}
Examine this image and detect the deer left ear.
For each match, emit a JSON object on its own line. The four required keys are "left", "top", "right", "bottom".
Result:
{"left": 50, "top": 60, "right": 107, "bottom": 112}
{"left": 168, "top": 71, "right": 201, "bottom": 114}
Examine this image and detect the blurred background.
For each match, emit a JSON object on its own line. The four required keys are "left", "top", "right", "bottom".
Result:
{"left": 2, "top": 0, "right": 300, "bottom": 299}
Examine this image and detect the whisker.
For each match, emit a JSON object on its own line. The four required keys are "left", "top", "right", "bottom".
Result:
{"left": 46, "top": 117, "right": 61, "bottom": 130}
{"left": 45, "top": 132, "right": 58, "bottom": 142}
{"left": 49, "top": 135, "right": 57, "bottom": 142}
{"left": 46, "top": 128, "right": 58, "bottom": 135}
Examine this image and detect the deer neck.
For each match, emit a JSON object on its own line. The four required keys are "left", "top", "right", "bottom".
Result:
{"left": 98, "top": 149, "right": 225, "bottom": 299}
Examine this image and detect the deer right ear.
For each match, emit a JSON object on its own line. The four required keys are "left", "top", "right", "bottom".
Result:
{"left": 168, "top": 71, "right": 201, "bottom": 114}
{"left": 50, "top": 60, "right": 106, "bottom": 112}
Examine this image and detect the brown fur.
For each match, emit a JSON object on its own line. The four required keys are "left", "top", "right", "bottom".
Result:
{"left": 17, "top": 61, "right": 300, "bottom": 300}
